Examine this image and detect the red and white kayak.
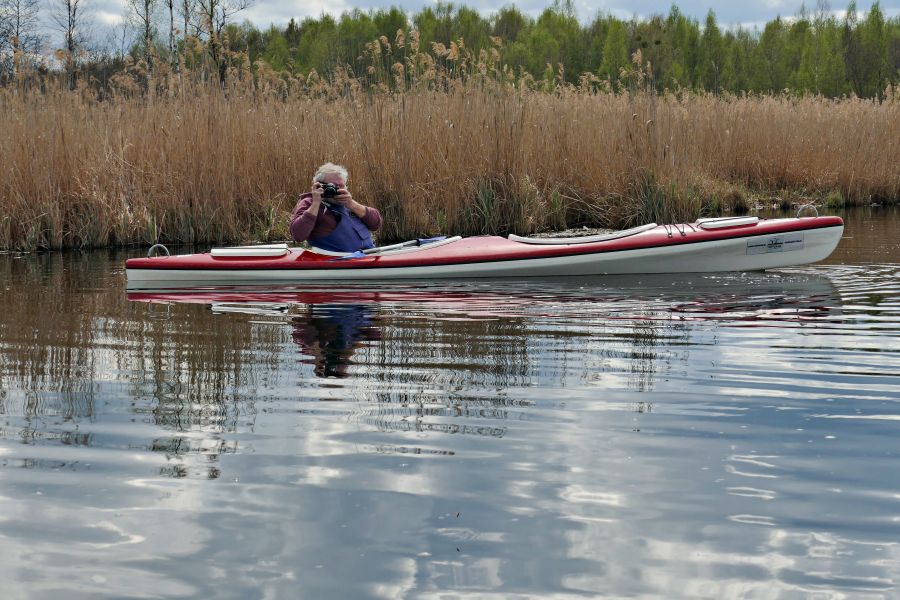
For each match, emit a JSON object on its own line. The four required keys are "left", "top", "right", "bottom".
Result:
{"left": 125, "top": 215, "right": 844, "bottom": 288}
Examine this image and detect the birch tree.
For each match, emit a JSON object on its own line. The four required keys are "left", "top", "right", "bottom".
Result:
{"left": 128, "top": 0, "right": 157, "bottom": 79}
{"left": 50, "top": 0, "right": 88, "bottom": 88}
{"left": 0, "top": 0, "right": 42, "bottom": 79}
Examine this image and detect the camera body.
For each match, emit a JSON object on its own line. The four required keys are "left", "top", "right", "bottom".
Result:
{"left": 321, "top": 182, "right": 339, "bottom": 199}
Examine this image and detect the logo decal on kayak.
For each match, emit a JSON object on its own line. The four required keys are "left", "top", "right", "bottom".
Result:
{"left": 746, "top": 233, "right": 805, "bottom": 255}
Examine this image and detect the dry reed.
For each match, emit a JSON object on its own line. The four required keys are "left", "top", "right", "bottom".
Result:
{"left": 1, "top": 51, "right": 898, "bottom": 251}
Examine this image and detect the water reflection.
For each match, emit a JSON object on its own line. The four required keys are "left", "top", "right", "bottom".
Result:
{"left": 2, "top": 222, "right": 900, "bottom": 597}
{"left": 1, "top": 269, "right": 855, "bottom": 459}
{"left": 125, "top": 271, "right": 846, "bottom": 401}
{"left": 290, "top": 304, "right": 381, "bottom": 378}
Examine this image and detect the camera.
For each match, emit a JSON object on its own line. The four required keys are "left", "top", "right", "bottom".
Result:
{"left": 321, "top": 182, "right": 339, "bottom": 199}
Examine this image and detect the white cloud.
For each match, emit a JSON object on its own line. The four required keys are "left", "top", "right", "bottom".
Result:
{"left": 242, "top": 0, "right": 354, "bottom": 27}
{"left": 95, "top": 10, "right": 126, "bottom": 27}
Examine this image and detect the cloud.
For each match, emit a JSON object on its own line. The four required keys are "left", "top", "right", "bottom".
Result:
{"left": 242, "top": 0, "right": 354, "bottom": 27}
{"left": 95, "top": 10, "right": 127, "bottom": 27}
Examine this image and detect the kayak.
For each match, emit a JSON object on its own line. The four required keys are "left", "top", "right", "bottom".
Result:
{"left": 125, "top": 215, "right": 844, "bottom": 288}
{"left": 125, "top": 215, "right": 844, "bottom": 287}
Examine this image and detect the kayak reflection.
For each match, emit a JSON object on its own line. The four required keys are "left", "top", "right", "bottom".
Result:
{"left": 290, "top": 304, "right": 381, "bottom": 378}
{"left": 125, "top": 271, "right": 843, "bottom": 324}
{"left": 124, "top": 271, "right": 843, "bottom": 392}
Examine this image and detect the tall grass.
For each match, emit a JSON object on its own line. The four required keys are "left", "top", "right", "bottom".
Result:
{"left": 1, "top": 44, "right": 898, "bottom": 251}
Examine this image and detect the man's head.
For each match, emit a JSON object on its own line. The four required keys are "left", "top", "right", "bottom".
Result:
{"left": 313, "top": 163, "right": 349, "bottom": 187}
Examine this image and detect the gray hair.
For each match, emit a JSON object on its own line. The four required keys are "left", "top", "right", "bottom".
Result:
{"left": 313, "top": 162, "right": 349, "bottom": 183}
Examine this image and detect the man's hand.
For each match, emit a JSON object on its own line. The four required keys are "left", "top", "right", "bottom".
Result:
{"left": 335, "top": 188, "right": 367, "bottom": 218}
{"left": 333, "top": 187, "right": 352, "bottom": 205}
{"left": 311, "top": 181, "right": 324, "bottom": 204}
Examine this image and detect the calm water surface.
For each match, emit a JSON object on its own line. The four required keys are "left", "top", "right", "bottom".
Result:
{"left": 1, "top": 208, "right": 899, "bottom": 598}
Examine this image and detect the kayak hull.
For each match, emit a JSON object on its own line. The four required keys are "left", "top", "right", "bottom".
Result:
{"left": 125, "top": 217, "right": 844, "bottom": 288}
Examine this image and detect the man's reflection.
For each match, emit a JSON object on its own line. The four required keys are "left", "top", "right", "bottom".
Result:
{"left": 291, "top": 304, "right": 381, "bottom": 378}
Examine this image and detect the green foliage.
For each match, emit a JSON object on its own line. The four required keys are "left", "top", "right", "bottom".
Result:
{"left": 699, "top": 11, "right": 724, "bottom": 92}
{"left": 295, "top": 14, "right": 339, "bottom": 73}
{"left": 600, "top": 19, "right": 629, "bottom": 83}
{"left": 547, "top": 189, "right": 567, "bottom": 230}
{"left": 824, "top": 190, "right": 846, "bottom": 208}
{"left": 338, "top": 11, "right": 379, "bottom": 71}
{"left": 263, "top": 27, "right": 291, "bottom": 72}
{"left": 493, "top": 5, "right": 528, "bottom": 42}
{"left": 244, "top": 3, "right": 900, "bottom": 97}
{"left": 84, "top": 2, "right": 900, "bottom": 98}
{"left": 473, "top": 180, "right": 497, "bottom": 234}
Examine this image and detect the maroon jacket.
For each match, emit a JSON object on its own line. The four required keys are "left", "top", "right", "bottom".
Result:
{"left": 290, "top": 192, "right": 383, "bottom": 243}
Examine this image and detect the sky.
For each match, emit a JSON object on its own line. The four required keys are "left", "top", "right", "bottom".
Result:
{"left": 77, "top": 0, "right": 900, "bottom": 45}
{"left": 240, "top": 0, "right": 900, "bottom": 29}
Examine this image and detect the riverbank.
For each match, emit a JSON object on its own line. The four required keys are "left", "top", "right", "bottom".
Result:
{"left": 2, "top": 84, "right": 898, "bottom": 251}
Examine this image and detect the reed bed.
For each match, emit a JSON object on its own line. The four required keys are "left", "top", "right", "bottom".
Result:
{"left": 1, "top": 69, "right": 898, "bottom": 251}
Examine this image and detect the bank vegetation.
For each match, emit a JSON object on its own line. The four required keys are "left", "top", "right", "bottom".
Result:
{"left": 1, "top": 27, "right": 899, "bottom": 250}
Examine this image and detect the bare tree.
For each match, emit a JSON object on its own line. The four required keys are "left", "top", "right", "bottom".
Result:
{"left": 50, "top": 0, "right": 89, "bottom": 88}
{"left": 128, "top": 0, "right": 157, "bottom": 69}
{"left": 0, "top": 0, "right": 42, "bottom": 79}
{"left": 94, "top": 13, "right": 133, "bottom": 61}
{"left": 195, "top": 0, "right": 251, "bottom": 82}
{"left": 196, "top": 0, "right": 251, "bottom": 35}
{"left": 178, "top": 0, "right": 198, "bottom": 41}
{"left": 0, "top": 2, "right": 10, "bottom": 79}
{"left": 115, "top": 14, "right": 133, "bottom": 60}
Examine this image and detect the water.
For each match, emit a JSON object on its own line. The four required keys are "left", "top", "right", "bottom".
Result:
{"left": 1, "top": 208, "right": 898, "bottom": 598}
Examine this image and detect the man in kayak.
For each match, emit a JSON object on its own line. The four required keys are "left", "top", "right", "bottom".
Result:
{"left": 290, "top": 163, "right": 383, "bottom": 252}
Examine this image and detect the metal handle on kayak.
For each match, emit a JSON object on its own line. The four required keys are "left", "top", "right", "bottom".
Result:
{"left": 796, "top": 204, "right": 819, "bottom": 218}
{"left": 147, "top": 244, "right": 170, "bottom": 257}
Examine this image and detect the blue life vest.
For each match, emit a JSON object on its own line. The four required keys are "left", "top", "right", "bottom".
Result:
{"left": 311, "top": 203, "right": 375, "bottom": 252}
